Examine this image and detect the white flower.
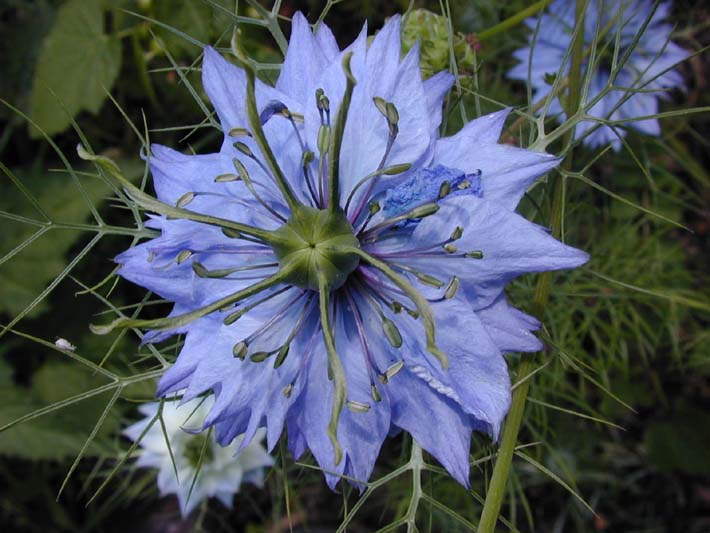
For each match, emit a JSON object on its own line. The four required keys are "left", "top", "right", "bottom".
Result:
{"left": 123, "top": 395, "right": 274, "bottom": 517}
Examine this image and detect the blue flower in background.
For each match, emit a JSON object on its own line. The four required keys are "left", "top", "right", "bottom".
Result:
{"left": 508, "top": 0, "right": 689, "bottom": 149}
{"left": 108, "top": 13, "right": 588, "bottom": 488}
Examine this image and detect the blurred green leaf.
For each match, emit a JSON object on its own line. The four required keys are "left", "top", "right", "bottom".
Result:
{"left": 644, "top": 405, "right": 710, "bottom": 476}
{"left": 0, "top": 166, "right": 111, "bottom": 317}
{"left": 0, "top": 362, "right": 117, "bottom": 461}
{"left": 28, "top": 0, "right": 121, "bottom": 137}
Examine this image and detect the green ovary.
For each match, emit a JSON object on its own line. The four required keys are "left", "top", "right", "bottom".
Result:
{"left": 270, "top": 206, "right": 361, "bottom": 291}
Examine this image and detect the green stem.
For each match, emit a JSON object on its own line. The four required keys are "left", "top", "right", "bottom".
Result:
{"left": 477, "top": 2, "right": 585, "bottom": 531}
{"left": 404, "top": 440, "right": 424, "bottom": 531}
{"left": 477, "top": 0, "right": 554, "bottom": 42}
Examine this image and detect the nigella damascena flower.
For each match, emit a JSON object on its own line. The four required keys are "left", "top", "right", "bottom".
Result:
{"left": 93, "top": 13, "right": 588, "bottom": 488}
{"left": 508, "top": 0, "right": 689, "bottom": 150}
{"left": 123, "top": 396, "right": 273, "bottom": 517}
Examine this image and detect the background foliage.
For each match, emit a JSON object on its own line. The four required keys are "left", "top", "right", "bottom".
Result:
{"left": 0, "top": 0, "right": 708, "bottom": 531}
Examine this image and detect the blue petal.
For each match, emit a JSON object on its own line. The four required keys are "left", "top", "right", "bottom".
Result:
{"left": 432, "top": 110, "right": 560, "bottom": 210}
{"left": 277, "top": 12, "right": 338, "bottom": 105}
{"left": 388, "top": 368, "right": 474, "bottom": 487}
{"left": 381, "top": 164, "right": 482, "bottom": 218}
{"left": 476, "top": 294, "right": 543, "bottom": 353}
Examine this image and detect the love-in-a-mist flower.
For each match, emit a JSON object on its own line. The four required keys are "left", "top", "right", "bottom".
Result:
{"left": 508, "top": 0, "right": 689, "bottom": 149}
{"left": 123, "top": 396, "right": 273, "bottom": 517}
{"left": 91, "top": 13, "right": 588, "bottom": 488}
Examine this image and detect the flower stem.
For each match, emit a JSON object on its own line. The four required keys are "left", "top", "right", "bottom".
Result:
{"left": 477, "top": 0, "right": 554, "bottom": 42}
{"left": 477, "top": 2, "right": 585, "bottom": 531}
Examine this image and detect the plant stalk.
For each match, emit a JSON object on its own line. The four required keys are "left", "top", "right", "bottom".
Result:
{"left": 477, "top": 1, "right": 585, "bottom": 531}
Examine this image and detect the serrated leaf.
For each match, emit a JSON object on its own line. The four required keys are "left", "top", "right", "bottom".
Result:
{"left": 28, "top": 0, "right": 121, "bottom": 137}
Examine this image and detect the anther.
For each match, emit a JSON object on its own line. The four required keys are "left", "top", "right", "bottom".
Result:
{"left": 233, "top": 341, "right": 248, "bottom": 359}
{"left": 175, "top": 191, "right": 196, "bottom": 208}
{"left": 214, "top": 173, "right": 240, "bottom": 182}
{"left": 347, "top": 400, "right": 371, "bottom": 413}
{"left": 438, "top": 181, "right": 451, "bottom": 199}
{"left": 465, "top": 250, "right": 484, "bottom": 259}
{"left": 317, "top": 125, "right": 330, "bottom": 154}
{"left": 443, "top": 243, "right": 457, "bottom": 254}
{"left": 273, "top": 343, "right": 290, "bottom": 369}
{"left": 175, "top": 250, "right": 192, "bottom": 264}
{"left": 228, "top": 127, "right": 251, "bottom": 137}
{"left": 382, "top": 317, "right": 403, "bottom": 348}
{"left": 234, "top": 141, "right": 253, "bottom": 157}
{"left": 416, "top": 272, "right": 444, "bottom": 288}
{"left": 249, "top": 351, "right": 271, "bottom": 362}
{"left": 450, "top": 226, "right": 464, "bottom": 240}
{"left": 283, "top": 383, "right": 293, "bottom": 398}
{"left": 444, "top": 276, "right": 460, "bottom": 299}
{"left": 221, "top": 228, "right": 242, "bottom": 239}
{"left": 385, "top": 360, "right": 404, "bottom": 381}
{"left": 369, "top": 202, "right": 381, "bottom": 215}
{"left": 224, "top": 308, "right": 247, "bottom": 325}
{"left": 371, "top": 383, "right": 382, "bottom": 402}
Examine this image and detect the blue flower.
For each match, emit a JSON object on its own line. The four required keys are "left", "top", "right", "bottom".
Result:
{"left": 508, "top": 0, "right": 689, "bottom": 150}
{"left": 105, "top": 13, "right": 588, "bottom": 488}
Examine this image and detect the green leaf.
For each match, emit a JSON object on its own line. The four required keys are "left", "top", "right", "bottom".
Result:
{"left": 0, "top": 362, "right": 118, "bottom": 461}
{"left": 153, "top": 0, "right": 232, "bottom": 55}
{"left": 644, "top": 405, "right": 710, "bottom": 476}
{"left": 28, "top": 0, "right": 121, "bottom": 137}
{"left": 0, "top": 165, "right": 111, "bottom": 317}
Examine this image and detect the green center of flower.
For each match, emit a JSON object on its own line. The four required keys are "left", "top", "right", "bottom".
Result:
{"left": 270, "top": 206, "right": 360, "bottom": 291}
{"left": 183, "top": 433, "right": 214, "bottom": 468}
